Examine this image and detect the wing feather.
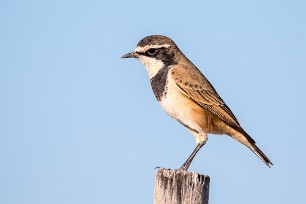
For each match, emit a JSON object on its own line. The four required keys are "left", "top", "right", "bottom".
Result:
{"left": 172, "top": 65, "right": 240, "bottom": 128}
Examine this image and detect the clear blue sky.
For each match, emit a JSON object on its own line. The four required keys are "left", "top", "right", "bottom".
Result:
{"left": 1, "top": 0, "right": 305, "bottom": 203}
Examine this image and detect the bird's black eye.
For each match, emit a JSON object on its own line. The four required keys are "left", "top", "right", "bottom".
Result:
{"left": 146, "top": 48, "right": 157, "bottom": 56}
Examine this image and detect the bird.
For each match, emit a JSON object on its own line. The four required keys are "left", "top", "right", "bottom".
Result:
{"left": 121, "top": 35, "right": 272, "bottom": 171}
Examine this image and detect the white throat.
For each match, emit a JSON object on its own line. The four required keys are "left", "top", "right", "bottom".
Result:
{"left": 134, "top": 44, "right": 170, "bottom": 78}
{"left": 138, "top": 56, "right": 164, "bottom": 78}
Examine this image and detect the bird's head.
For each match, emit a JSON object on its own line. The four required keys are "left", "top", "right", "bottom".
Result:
{"left": 121, "top": 35, "right": 181, "bottom": 78}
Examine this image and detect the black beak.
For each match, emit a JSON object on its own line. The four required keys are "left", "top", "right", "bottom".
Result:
{"left": 121, "top": 51, "right": 138, "bottom": 59}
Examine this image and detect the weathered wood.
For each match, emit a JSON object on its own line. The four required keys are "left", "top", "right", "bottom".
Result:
{"left": 154, "top": 168, "right": 210, "bottom": 204}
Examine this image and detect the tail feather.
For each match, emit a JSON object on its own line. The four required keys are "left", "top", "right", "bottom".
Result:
{"left": 233, "top": 128, "right": 273, "bottom": 167}
{"left": 250, "top": 143, "right": 273, "bottom": 167}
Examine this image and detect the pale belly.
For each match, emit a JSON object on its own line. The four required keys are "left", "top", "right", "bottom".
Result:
{"left": 159, "top": 82, "right": 204, "bottom": 134}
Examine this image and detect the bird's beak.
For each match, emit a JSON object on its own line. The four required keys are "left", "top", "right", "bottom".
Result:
{"left": 121, "top": 51, "right": 138, "bottom": 59}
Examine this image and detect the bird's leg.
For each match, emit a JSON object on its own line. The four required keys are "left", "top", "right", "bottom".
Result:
{"left": 178, "top": 142, "right": 205, "bottom": 171}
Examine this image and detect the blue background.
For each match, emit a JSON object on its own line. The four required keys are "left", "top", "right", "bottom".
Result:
{"left": 1, "top": 0, "right": 305, "bottom": 203}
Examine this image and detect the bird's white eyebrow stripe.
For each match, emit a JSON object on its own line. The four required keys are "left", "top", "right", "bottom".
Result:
{"left": 135, "top": 44, "right": 171, "bottom": 53}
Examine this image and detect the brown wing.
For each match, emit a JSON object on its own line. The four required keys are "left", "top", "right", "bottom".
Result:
{"left": 172, "top": 65, "right": 241, "bottom": 128}
{"left": 172, "top": 65, "right": 275, "bottom": 167}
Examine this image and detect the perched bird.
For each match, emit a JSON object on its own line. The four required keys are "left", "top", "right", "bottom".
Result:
{"left": 122, "top": 35, "right": 272, "bottom": 171}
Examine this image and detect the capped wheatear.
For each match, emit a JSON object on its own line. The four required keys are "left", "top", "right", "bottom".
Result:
{"left": 122, "top": 35, "right": 272, "bottom": 171}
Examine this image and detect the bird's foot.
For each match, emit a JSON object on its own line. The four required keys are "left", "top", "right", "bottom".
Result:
{"left": 154, "top": 166, "right": 171, "bottom": 170}
{"left": 175, "top": 164, "right": 189, "bottom": 172}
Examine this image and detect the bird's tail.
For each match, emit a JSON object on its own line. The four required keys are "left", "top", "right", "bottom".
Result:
{"left": 233, "top": 128, "right": 273, "bottom": 167}
{"left": 249, "top": 143, "right": 273, "bottom": 167}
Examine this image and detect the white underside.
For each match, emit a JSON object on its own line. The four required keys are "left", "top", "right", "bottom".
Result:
{"left": 159, "top": 75, "right": 208, "bottom": 144}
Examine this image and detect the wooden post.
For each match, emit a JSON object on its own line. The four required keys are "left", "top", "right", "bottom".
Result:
{"left": 154, "top": 168, "right": 210, "bottom": 204}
